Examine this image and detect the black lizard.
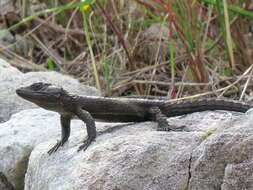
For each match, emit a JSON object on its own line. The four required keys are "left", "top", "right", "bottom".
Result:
{"left": 16, "top": 82, "right": 252, "bottom": 154}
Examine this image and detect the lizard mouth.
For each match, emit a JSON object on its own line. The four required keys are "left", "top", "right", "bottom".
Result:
{"left": 16, "top": 88, "right": 40, "bottom": 100}
{"left": 16, "top": 87, "right": 64, "bottom": 111}
{"left": 16, "top": 88, "right": 30, "bottom": 99}
{"left": 16, "top": 88, "right": 54, "bottom": 102}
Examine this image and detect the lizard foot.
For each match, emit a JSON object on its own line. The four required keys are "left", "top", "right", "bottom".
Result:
{"left": 48, "top": 140, "right": 65, "bottom": 155}
{"left": 77, "top": 137, "right": 94, "bottom": 152}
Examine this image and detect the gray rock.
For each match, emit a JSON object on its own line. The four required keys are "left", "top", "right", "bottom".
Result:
{"left": 0, "top": 106, "right": 242, "bottom": 190}
{"left": 0, "top": 59, "right": 100, "bottom": 122}
{"left": 0, "top": 108, "right": 88, "bottom": 190}
{"left": 188, "top": 110, "right": 253, "bottom": 190}
{"left": 24, "top": 128, "right": 198, "bottom": 190}
{"left": 0, "top": 172, "right": 15, "bottom": 190}
{"left": 0, "top": 0, "right": 15, "bottom": 15}
{"left": 1, "top": 88, "right": 253, "bottom": 190}
{"left": 21, "top": 110, "right": 253, "bottom": 190}
{"left": 0, "top": 30, "right": 15, "bottom": 46}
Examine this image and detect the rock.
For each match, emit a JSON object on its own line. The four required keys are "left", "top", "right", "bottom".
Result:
{"left": 0, "top": 30, "right": 15, "bottom": 46}
{"left": 24, "top": 128, "right": 198, "bottom": 190}
{"left": 0, "top": 0, "right": 15, "bottom": 15}
{"left": 0, "top": 59, "right": 100, "bottom": 122}
{"left": 188, "top": 111, "right": 253, "bottom": 190}
{"left": 0, "top": 172, "right": 15, "bottom": 190}
{"left": 136, "top": 23, "right": 185, "bottom": 64}
{"left": 0, "top": 108, "right": 88, "bottom": 190}
{"left": 1, "top": 105, "right": 248, "bottom": 190}
{"left": 22, "top": 110, "right": 253, "bottom": 190}
{"left": 1, "top": 83, "right": 253, "bottom": 190}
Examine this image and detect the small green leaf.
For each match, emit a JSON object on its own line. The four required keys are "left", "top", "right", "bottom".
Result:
{"left": 47, "top": 58, "right": 55, "bottom": 71}
{"left": 222, "top": 69, "right": 232, "bottom": 76}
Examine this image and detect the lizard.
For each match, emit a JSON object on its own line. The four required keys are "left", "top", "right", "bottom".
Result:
{"left": 16, "top": 82, "right": 252, "bottom": 155}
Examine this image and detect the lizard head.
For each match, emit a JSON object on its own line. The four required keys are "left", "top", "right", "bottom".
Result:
{"left": 16, "top": 82, "right": 68, "bottom": 111}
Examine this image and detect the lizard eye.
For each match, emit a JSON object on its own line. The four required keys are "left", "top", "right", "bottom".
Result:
{"left": 30, "top": 82, "right": 51, "bottom": 91}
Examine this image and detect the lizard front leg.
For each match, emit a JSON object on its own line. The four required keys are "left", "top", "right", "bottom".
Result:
{"left": 149, "top": 107, "right": 185, "bottom": 131}
{"left": 48, "top": 115, "right": 71, "bottom": 155}
{"left": 74, "top": 107, "right": 96, "bottom": 152}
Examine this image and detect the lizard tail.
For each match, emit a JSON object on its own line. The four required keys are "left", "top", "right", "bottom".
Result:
{"left": 161, "top": 98, "right": 252, "bottom": 117}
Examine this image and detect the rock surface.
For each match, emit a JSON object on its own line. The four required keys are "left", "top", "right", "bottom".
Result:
{"left": 0, "top": 59, "right": 100, "bottom": 122}
{"left": 0, "top": 171, "right": 15, "bottom": 190}
{"left": 25, "top": 127, "right": 198, "bottom": 190}
{"left": 189, "top": 110, "right": 253, "bottom": 190}
{"left": 0, "top": 109, "right": 89, "bottom": 190}
{"left": 1, "top": 105, "right": 252, "bottom": 190}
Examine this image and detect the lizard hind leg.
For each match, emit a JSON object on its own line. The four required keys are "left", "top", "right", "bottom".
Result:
{"left": 75, "top": 107, "right": 96, "bottom": 152}
{"left": 149, "top": 106, "right": 185, "bottom": 131}
{"left": 149, "top": 106, "right": 171, "bottom": 131}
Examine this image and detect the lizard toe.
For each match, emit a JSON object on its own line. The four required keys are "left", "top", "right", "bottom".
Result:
{"left": 77, "top": 138, "right": 94, "bottom": 152}
{"left": 48, "top": 140, "right": 64, "bottom": 155}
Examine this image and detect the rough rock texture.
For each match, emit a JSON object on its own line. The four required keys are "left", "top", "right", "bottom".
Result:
{"left": 0, "top": 0, "right": 14, "bottom": 15}
{"left": 189, "top": 110, "right": 253, "bottom": 190}
{"left": 25, "top": 129, "right": 198, "bottom": 190}
{"left": 0, "top": 109, "right": 87, "bottom": 190}
{"left": 23, "top": 110, "right": 253, "bottom": 190}
{"left": 1, "top": 104, "right": 250, "bottom": 190}
{"left": 1, "top": 87, "right": 253, "bottom": 190}
{"left": 22, "top": 110, "right": 253, "bottom": 190}
{"left": 0, "top": 172, "right": 15, "bottom": 190}
{"left": 0, "top": 59, "right": 100, "bottom": 122}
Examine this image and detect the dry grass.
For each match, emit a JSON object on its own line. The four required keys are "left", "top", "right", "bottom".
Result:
{"left": 0, "top": 0, "right": 253, "bottom": 99}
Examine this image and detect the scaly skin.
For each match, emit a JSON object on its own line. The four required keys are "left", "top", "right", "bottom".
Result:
{"left": 16, "top": 82, "right": 252, "bottom": 154}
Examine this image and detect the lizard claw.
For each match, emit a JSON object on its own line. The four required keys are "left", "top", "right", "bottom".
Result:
{"left": 48, "top": 140, "right": 64, "bottom": 155}
{"left": 77, "top": 137, "right": 94, "bottom": 152}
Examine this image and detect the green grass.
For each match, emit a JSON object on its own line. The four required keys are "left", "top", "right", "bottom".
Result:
{"left": 199, "top": 0, "right": 253, "bottom": 18}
